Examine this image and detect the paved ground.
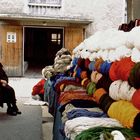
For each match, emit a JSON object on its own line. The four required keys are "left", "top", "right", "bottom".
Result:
{"left": 8, "top": 76, "right": 53, "bottom": 140}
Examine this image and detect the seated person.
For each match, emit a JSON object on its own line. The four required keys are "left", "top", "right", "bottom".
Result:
{"left": 0, "top": 63, "right": 21, "bottom": 116}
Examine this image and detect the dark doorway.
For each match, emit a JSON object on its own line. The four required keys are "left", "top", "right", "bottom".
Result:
{"left": 24, "top": 27, "right": 63, "bottom": 71}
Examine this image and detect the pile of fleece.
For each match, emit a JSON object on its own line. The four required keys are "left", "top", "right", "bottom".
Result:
{"left": 73, "top": 26, "right": 140, "bottom": 63}
{"left": 63, "top": 25, "right": 140, "bottom": 139}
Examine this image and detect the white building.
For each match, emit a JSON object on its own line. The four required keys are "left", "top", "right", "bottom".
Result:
{"left": 0, "top": 0, "right": 138, "bottom": 76}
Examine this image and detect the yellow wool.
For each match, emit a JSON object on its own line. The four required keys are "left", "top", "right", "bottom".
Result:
{"left": 107, "top": 100, "right": 140, "bottom": 128}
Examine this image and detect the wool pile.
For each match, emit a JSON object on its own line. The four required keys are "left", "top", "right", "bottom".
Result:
{"left": 44, "top": 23, "right": 140, "bottom": 140}
{"left": 63, "top": 25, "right": 140, "bottom": 139}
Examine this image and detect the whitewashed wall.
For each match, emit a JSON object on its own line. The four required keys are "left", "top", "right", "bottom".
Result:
{"left": 0, "top": 0, "right": 25, "bottom": 13}
{"left": 0, "top": 0, "right": 125, "bottom": 35}
{"left": 61, "top": 0, "right": 126, "bottom": 35}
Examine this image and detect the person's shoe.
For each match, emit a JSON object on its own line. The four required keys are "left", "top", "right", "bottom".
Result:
{"left": 7, "top": 107, "right": 17, "bottom": 116}
{"left": 12, "top": 105, "right": 22, "bottom": 115}
{"left": 16, "top": 110, "right": 22, "bottom": 115}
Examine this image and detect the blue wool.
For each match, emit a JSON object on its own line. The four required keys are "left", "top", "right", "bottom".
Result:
{"left": 76, "top": 67, "right": 82, "bottom": 78}
{"left": 100, "top": 61, "right": 111, "bottom": 74}
{"left": 72, "top": 57, "right": 79, "bottom": 66}
{"left": 88, "top": 61, "right": 95, "bottom": 71}
{"left": 67, "top": 109, "right": 107, "bottom": 120}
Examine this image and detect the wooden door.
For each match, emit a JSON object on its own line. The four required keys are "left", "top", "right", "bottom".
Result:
{"left": 0, "top": 25, "right": 23, "bottom": 76}
{"left": 65, "top": 27, "right": 84, "bottom": 54}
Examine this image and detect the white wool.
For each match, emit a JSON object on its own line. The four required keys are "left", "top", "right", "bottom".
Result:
{"left": 88, "top": 52, "right": 98, "bottom": 61}
{"left": 74, "top": 52, "right": 81, "bottom": 58}
{"left": 84, "top": 31, "right": 103, "bottom": 52}
{"left": 73, "top": 42, "right": 85, "bottom": 54}
{"left": 111, "top": 130, "right": 125, "bottom": 140}
{"left": 64, "top": 117, "right": 123, "bottom": 139}
{"left": 96, "top": 50, "right": 104, "bottom": 59}
{"left": 109, "top": 80, "right": 121, "bottom": 101}
{"left": 125, "top": 32, "right": 134, "bottom": 49}
{"left": 98, "top": 29, "right": 127, "bottom": 50}
{"left": 80, "top": 49, "right": 91, "bottom": 59}
{"left": 131, "top": 47, "right": 140, "bottom": 63}
{"left": 108, "top": 49, "right": 117, "bottom": 62}
{"left": 100, "top": 50, "right": 109, "bottom": 61}
{"left": 115, "top": 45, "right": 132, "bottom": 61}
{"left": 129, "top": 26, "right": 140, "bottom": 50}
{"left": 109, "top": 80, "right": 136, "bottom": 101}
{"left": 119, "top": 80, "right": 135, "bottom": 101}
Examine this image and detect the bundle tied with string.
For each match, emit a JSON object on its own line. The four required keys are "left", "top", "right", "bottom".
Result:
{"left": 128, "top": 62, "right": 140, "bottom": 89}
{"left": 107, "top": 100, "right": 140, "bottom": 131}
{"left": 42, "top": 65, "right": 55, "bottom": 79}
{"left": 81, "top": 78, "right": 90, "bottom": 88}
{"left": 75, "top": 67, "right": 82, "bottom": 78}
{"left": 93, "top": 88, "right": 107, "bottom": 104}
{"left": 77, "top": 57, "right": 86, "bottom": 70}
{"left": 131, "top": 89, "right": 140, "bottom": 110}
{"left": 88, "top": 61, "right": 95, "bottom": 71}
{"left": 54, "top": 48, "right": 72, "bottom": 73}
{"left": 72, "top": 57, "right": 79, "bottom": 66}
{"left": 109, "top": 80, "right": 136, "bottom": 101}
{"left": 99, "top": 60, "right": 112, "bottom": 75}
{"left": 90, "top": 71, "right": 103, "bottom": 84}
{"left": 99, "top": 93, "right": 115, "bottom": 113}
{"left": 109, "top": 57, "right": 135, "bottom": 81}
{"left": 94, "top": 58, "right": 104, "bottom": 72}
{"left": 86, "top": 82, "right": 96, "bottom": 96}
{"left": 96, "top": 75, "right": 113, "bottom": 92}
{"left": 80, "top": 70, "right": 91, "bottom": 80}
{"left": 84, "top": 58, "right": 90, "bottom": 69}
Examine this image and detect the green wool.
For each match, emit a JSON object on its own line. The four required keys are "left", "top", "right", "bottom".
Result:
{"left": 75, "top": 127, "right": 140, "bottom": 140}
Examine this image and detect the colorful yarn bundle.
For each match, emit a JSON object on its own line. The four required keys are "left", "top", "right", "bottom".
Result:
{"left": 80, "top": 71, "right": 88, "bottom": 79}
{"left": 81, "top": 78, "right": 90, "bottom": 88}
{"left": 84, "top": 58, "right": 90, "bottom": 69}
{"left": 90, "top": 71, "right": 103, "bottom": 83}
{"left": 107, "top": 100, "right": 140, "bottom": 129}
{"left": 93, "top": 88, "right": 107, "bottom": 104}
{"left": 99, "top": 60, "right": 112, "bottom": 75}
{"left": 96, "top": 75, "right": 113, "bottom": 92}
{"left": 109, "top": 80, "right": 136, "bottom": 101}
{"left": 86, "top": 82, "right": 96, "bottom": 96}
{"left": 99, "top": 93, "right": 115, "bottom": 113}
{"left": 72, "top": 57, "right": 79, "bottom": 66}
{"left": 128, "top": 62, "right": 140, "bottom": 89}
{"left": 109, "top": 57, "right": 135, "bottom": 81}
{"left": 88, "top": 61, "right": 95, "bottom": 71}
{"left": 77, "top": 58, "right": 86, "bottom": 70}
{"left": 94, "top": 58, "right": 104, "bottom": 72}
{"left": 131, "top": 89, "right": 140, "bottom": 110}
{"left": 75, "top": 67, "right": 82, "bottom": 78}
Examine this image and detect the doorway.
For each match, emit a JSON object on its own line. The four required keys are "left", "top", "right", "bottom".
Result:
{"left": 24, "top": 27, "right": 63, "bottom": 73}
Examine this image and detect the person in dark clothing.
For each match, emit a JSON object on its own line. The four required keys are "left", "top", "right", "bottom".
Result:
{"left": 0, "top": 63, "right": 21, "bottom": 116}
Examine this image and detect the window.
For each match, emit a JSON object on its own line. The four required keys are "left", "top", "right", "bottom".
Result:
{"left": 28, "top": 0, "right": 61, "bottom": 6}
{"left": 7, "top": 32, "right": 16, "bottom": 43}
{"left": 51, "top": 33, "right": 61, "bottom": 45}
